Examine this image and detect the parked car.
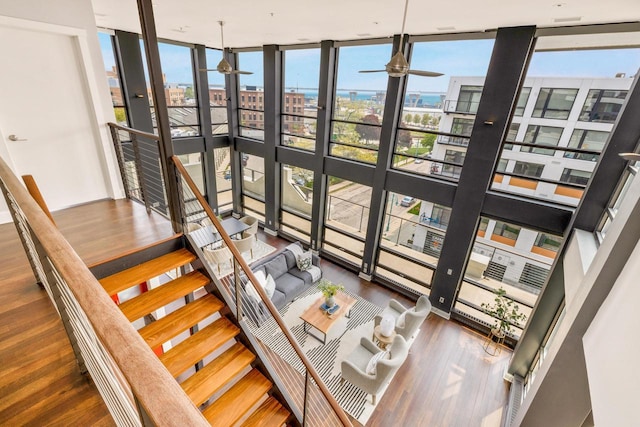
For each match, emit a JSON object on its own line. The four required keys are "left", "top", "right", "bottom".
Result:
{"left": 415, "top": 158, "right": 423, "bottom": 164}
{"left": 400, "top": 196, "right": 415, "bottom": 207}
{"left": 241, "top": 153, "right": 249, "bottom": 166}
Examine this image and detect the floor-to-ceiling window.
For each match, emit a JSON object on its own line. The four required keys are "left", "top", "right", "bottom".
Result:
{"left": 157, "top": 42, "right": 199, "bottom": 138}
{"left": 330, "top": 43, "right": 392, "bottom": 164}
{"left": 280, "top": 164, "right": 313, "bottom": 244}
{"left": 241, "top": 153, "right": 265, "bottom": 222}
{"left": 392, "top": 37, "right": 495, "bottom": 180}
{"left": 375, "top": 193, "right": 452, "bottom": 295}
{"left": 491, "top": 33, "right": 640, "bottom": 207}
{"left": 454, "top": 217, "right": 562, "bottom": 337}
{"left": 323, "top": 177, "right": 372, "bottom": 267}
{"left": 237, "top": 51, "right": 265, "bottom": 140}
{"left": 282, "top": 48, "right": 320, "bottom": 151}
{"left": 206, "top": 48, "right": 229, "bottom": 135}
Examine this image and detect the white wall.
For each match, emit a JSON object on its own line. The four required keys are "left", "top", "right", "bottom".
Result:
{"left": 0, "top": 0, "right": 123, "bottom": 224}
{"left": 583, "top": 239, "right": 640, "bottom": 426}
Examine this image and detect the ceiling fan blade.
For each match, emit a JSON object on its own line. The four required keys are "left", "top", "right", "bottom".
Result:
{"left": 407, "top": 70, "right": 444, "bottom": 77}
{"left": 199, "top": 69, "right": 218, "bottom": 72}
{"left": 231, "top": 70, "right": 253, "bottom": 75}
{"left": 359, "top": 70, "right": 387, "bottom": 73}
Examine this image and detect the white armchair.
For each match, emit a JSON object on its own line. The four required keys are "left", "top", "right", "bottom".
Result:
{"left": 239, "top": 215, "right": 259, "bottom": 240}
{"left": 341, "top": 335, "right": 408, "bottom": 405}
{"left": 374, "top": 295, "right": 431, "bottom": 341}
{"left": 203, "top": 245, "right": 232, "bottom": 275}
{"left": 232, "top": 234, "right": 255, "bottom": 259}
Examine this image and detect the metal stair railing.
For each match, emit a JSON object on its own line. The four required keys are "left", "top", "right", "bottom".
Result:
{"left": 0, "top": 154, "right": 208, "bottom": 427}
{"left": 172, "top": 155, "right": 353, "bottom": 427}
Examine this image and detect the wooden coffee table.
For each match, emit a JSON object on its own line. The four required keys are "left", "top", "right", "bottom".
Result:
{"left": 300, "top": 292, "right": 357, "bottom": 344}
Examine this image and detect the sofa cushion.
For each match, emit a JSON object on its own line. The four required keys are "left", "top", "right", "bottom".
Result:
{"left": 282, "top": 249, "right": 297, "bottom": 269}
{"left": 264, "top": 254, "right": 288, "bottom": 279}
{"left": 276, "top": 273, "right": 305, "bottom": 300}
{"left": 271, "top": 289, "right": 287, "bottom": 309}
{"left": 288, "top": 267, "right": 314, "bottom": 284}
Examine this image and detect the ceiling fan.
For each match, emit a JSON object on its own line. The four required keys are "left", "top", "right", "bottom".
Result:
{"left": 359, "top": 0, "right": 443, "bottom": 78}
{"left": 200, "top": 21, "right": 252, "bottom": 75}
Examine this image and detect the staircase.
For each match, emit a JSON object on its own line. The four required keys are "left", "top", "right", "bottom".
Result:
{"left": 96, "top": 239, "right": 291, "bottom": 426}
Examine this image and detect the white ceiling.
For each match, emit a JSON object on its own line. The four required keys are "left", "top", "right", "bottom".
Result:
{"left": 92, "top": 0, "right": 640, "bottom": 49}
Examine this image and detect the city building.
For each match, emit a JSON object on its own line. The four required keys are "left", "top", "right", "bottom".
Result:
{"left": 1, "top": 1, "right": 639, "bottom": 426}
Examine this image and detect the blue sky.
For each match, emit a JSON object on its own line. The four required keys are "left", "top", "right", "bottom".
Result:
{"left": 99, "top": 33, "right": 640, "bottom": 93}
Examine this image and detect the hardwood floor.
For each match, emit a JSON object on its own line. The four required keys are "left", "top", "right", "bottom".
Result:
{"left": 0, "top": 199, "right": 173, "bottom": 426}
{"left": 0, "top": 199, "right": 510, "bottom": 426}
{"left": 261, "top": 233, "right": 511, "bottom": 427}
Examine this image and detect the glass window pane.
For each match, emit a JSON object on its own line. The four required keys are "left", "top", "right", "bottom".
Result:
{"left": 330, "top": 44, "right": 390, "bottom": 163}
{"left": 397, "top": 38, "right": 495, "bottom": 180}
{"left": 454, "top": 217, "right": 562, "bottom": 339}
{"left": 282, "top": 49, "right": 319, "bottom": 151}
{"left": 237, "top": 51, "right": 264, "bottom": 141}
{"left": 492, "top": 33, "right": 640, "bottom": 206}
{"left": 177, "top": 154, "right": 205, "bottom": 195}
{"left": 580, "top": 89, "right": 627, "bottom": 123}
{"left": 281, "top": 164, "right": 313, "bottom": 218}
{"left": 241, "top": 153, "right": 264, "bottom": 200}
{"left": 325, "top": 177, "right": 371, "bottom": 241}
{"left": 98, "top": 32, "right": 128, "bottom": 125}
{"left": 206, "top": 48, "right": 228, "bottom": 133}
{"left": 214, "top": 147, "right": 232, "bottom": 212}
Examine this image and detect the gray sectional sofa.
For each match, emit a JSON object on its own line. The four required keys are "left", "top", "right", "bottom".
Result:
{"left": 243, "top": 242, "right": 321, "bottom": 325}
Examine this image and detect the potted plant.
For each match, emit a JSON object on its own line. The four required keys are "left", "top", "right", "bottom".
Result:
{"left": 317, "top": 279, "right": 344, "bottom": 308}
{"left": 481, "top": 287, "right": 527, "bottom": 345}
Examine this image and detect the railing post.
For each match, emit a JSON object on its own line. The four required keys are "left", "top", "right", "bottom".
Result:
{"left": 131, "top": 134, "right": 151, "bottom": 213}
{"left": 303, "top": 370, "right": 309, "bottom": 427}
{"left": 134, "top": 395, "right": 155, "bottom": 427}
{"left": 234, "top": 259, "right": 242, "bottom": 320}
{"left": 109, "top": 125, "right": 132, "bottom": 200}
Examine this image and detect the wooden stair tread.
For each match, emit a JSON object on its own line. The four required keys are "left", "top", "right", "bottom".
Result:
{"left": 181, "top": 342, "right": 256, "bottom": 407}
{"left": 99, "top": 248, "right": 196, "bottom": 296}
{"left": 202, "top": 369, "right": 272, "bottom": 425}
{"left": 159, "top": 317, "right": 240, "bottom": 377}
{"left": 138, "top": 294, "right": 224, "bottom": 349}
{"left": 240, "top": 397, "right": 290, "bottom": 427}
{"left": 119, "top": 270, "right": 211, "bottom": 321}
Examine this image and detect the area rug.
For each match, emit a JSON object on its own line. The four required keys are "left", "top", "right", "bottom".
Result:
{"left": 249, "top": 287, "right": 391, "bottom": 425}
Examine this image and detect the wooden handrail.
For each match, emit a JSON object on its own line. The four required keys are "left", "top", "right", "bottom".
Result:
{"left": 0, "top": 155, "right": 208, "bottom": 426}
{"left": 172, "top": 155, "right": 353, "bottom": 427}
{"left": 22, "top": 174, "right": 55, "bottom": 225}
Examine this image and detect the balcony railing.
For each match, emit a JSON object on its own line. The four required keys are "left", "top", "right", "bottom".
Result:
{"left": 443, "top": 99, "right": 480, "bottom": 114}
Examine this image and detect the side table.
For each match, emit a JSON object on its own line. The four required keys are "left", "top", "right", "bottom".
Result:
{"left": 373, "top": 325, "right": 396, "bottom": 350}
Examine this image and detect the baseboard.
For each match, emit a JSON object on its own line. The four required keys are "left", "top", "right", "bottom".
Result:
{"left": 358, "top": 272, "right": 373, "bottom": 281}
{"left": 263, "top": 227, "right": 278, "bottom": 237}
{"left": 431, "top": 306, "right": 451, "bottom": 320}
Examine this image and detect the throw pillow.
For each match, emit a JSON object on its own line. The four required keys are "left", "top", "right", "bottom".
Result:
{"left": 366, "top": 350, "right": 389, "bottom": 375}
{"left": 264, "top": 274, "right": 276, "bottom": 299}
{"left": 245, "top": 282, "right": 261, "bottom": 304}
{"left": 246, "top": 270, "right": 268, "bottom": 303}
{"left": 296, "top": 251, "right": 313, "bottom": 271}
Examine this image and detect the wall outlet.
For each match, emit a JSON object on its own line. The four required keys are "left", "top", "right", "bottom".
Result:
{"left": 439, "top": 297, "right": 445, "bottom": 304}
{"left": 447, "top": 268, "right": 453, "bottom": 275}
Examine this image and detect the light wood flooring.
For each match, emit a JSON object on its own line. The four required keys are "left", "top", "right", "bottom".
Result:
{"left": 0, "top": 199, "right": 510, "bottom": 426}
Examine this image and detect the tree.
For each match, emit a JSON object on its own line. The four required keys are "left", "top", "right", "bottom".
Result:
{"left": 185, "top": 86, "right": 194, "bottom": 99}
{"left": 114, "top": 108, "right": 127, "bottom": 124}
{"left": 420, "top": 133, "right": 436, "bottom": 152}
{"left": 404, "top": 113, "right": 412, "bottom": 123}
{"left": 355, "top": 114, "right": 381, "bottom": 144}
{"left": 413, "top": 113, "right": 421, "bottom": 124}
{"left": 396, "top": 124, "right": 412, "bottom": 150}
{"left": 421, "top": 114, "right": 431, "bottom": 127}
